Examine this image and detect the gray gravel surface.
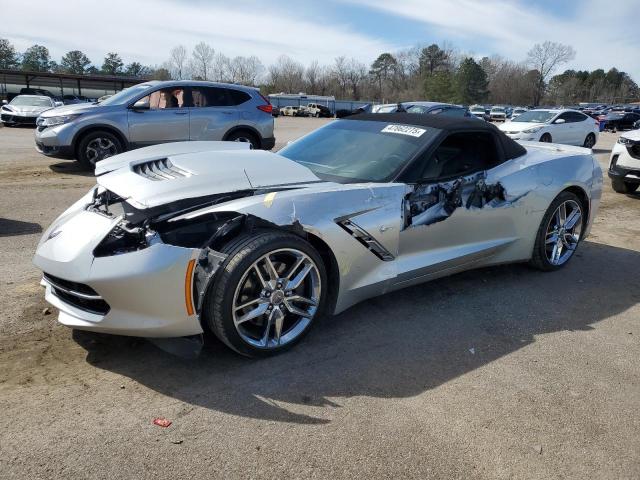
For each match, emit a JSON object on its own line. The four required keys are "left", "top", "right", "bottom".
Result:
{"left": 0, "top": 119, "right": 639, "bottom": 479}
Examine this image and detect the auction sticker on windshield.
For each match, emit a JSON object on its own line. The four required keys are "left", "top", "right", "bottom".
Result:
{"left": 381, "top": 124, "right": 426, "bottom": 137}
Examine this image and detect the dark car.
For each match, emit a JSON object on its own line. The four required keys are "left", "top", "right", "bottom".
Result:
{"left": 20, "top": 87, "right": 56, "bottom": 98}
{"left": 603, "top": 112, "right": 640, "bottom": 131}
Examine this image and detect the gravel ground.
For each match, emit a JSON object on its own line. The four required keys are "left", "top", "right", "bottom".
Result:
{"left": 0, "top": 119, "right": 639, "bottom": 480}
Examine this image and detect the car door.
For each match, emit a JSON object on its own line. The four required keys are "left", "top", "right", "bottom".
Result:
{"left": 394, "top": 130, "right": 523, "bottom": 287}
{"left": 189, "top": 86, "right": 240, "bottom": 140}
{"left": 127, "top": 87, "right": 190, "bottom": 147}
{"left": 570, "top": 111, "right": 593, "bottom": 145}
{"left": 548, "top": 112, "right": 572, "bottom": 144}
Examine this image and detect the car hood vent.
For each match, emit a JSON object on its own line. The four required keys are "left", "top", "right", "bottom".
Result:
{"left": 133, "top": 158, "right": 192, "bottom": 181}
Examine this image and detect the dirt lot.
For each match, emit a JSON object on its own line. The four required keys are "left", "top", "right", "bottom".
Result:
{"left": 1, "top": 118, "right": 639, "bottom": 479}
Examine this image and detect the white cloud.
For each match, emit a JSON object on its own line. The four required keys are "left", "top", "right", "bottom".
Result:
{"left": 349, "top": 0, "right": 640, "bottom": 80}
{"left": 3, "top": 0, "right": 395, "bottom": 68}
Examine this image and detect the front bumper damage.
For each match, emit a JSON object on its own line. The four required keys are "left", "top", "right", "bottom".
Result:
{"left": 32, "top": 187, "right": 238, "bottom": 339}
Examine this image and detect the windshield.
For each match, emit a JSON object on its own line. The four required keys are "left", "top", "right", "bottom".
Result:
{"left": 513, "top": 109, "right": 526, "bottom": 114}
{"left": 491, "top": 107, "right": 505, "bottom": 112}
{"left": 10, "top": 96, "right": 51, "bottom": 107}
{"left": 512, "top": 110, "right": 556, "bottom": 123}
{"left": 278, "top": 120, "right": 439, "bottom": 183}
{"left": 470, "top": 106, "right": 484, "bottom": 112}
{"left": 100, "top": 84, "right": 154, "bottom": 105}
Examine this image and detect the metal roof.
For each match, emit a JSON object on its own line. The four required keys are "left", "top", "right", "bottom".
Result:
{"left": 0, "top": 68, "right": 148, "bottom": 93}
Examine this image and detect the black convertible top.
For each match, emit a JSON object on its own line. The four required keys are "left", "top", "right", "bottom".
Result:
{"left": 344, "top": 112, "right": 527, "bottom": 160}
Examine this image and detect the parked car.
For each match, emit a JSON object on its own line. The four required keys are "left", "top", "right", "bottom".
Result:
{"left": 470, "top": 105, "right": 490, "bottom": 121}
{"left": 279, "top": 106, "right": 299, "bottom": 117}
{"left": 271, "top": 106, "right": 280, "bottom": 117}
{"left": 306, "top": 103, "right": 332, "bottom": 118}
{"left": 60, "top": 95, "right": 86, "bottom": 105}
{"left": 34, "top": 80, "right": 275, "bottom": 167}
{"left": 510, "top": 107, "right": 528, "bottom": 120}
{"left": 608, "top": 129, "right": 640, "bottom": 194}
{"left": 20, "top": 87, "right": 56, "bottom": 98}
{"left": 499, "top": 109, "right": 599, "bottom": 147}
{"left": 33, "top": 113, "right": 602, "bottom": 357}
{"left": 490, "top": 106, "right": 508, "bottom": 122}
{"left": 602, "top": 112, "right": 640, "bottom": 132}
{"left": 1, "top": 95, "right": 62, "bottom": 126}
{"left": 373, "top": 102, "right": 470, "bottom": 117}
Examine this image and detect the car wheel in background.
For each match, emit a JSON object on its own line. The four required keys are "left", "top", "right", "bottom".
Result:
{"left": 583, "top": 133, "right": 596, "bottom": 148}
{"left": 530, "top": 191, "right": 584, "bottom": 271}
{"left": 226, "top": 130, "right": 259, "bottom": 149}
{"left": 540, "top": 133, "right": 552, "bottom": 143}
{"left": 205, "top": 231, "right": 327, "bottom": 357}
{"left": 77, "top": 130, "right": 122, "bottom": 168}
{"left": 611, "top": 178, "right": 639, "bottom": 194}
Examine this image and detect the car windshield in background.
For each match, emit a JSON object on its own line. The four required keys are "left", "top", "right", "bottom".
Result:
{"left": 278, "top": 120, "right": 438, "bottom": 183}
{"left": 512, "top": 110, "right": 556, "bottom": 123}
{"left": 492, "top": 108, "right": 506, "bottom": 112}
{"left": 99, "top": 84, "right": 153, "bottom": 106}
{"left": 11, "top": 97, "right": 51, "bottom": 107}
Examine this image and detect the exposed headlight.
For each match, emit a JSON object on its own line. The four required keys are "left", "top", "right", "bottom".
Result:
{"left": 38, "top": 114, "right": 81, "bottom": 127}
{"left": 617, "top": 136, "right": 634, "bottom": 146}
{"left": 523, "top": 126, "right": 543, "bottom": 134}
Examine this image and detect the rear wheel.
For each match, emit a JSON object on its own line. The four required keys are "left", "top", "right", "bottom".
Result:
{"left": 611, "top": 178, "right": 639, "bottom": 194}
{"left": 77, "top": 130, "right": 122, "bottom": 168}
{"left": 530, "top": 191, "right": 584, "bottom": 271}
{"left": 540, "top": 133, "right": 552, "bottom": 143}
{"left": 226, "top": 130, "right": 259, "bottom": 149}
{"left": 583, "top": 133, "right": 596, "bottom": 148}
{"left": 205, "top": 231, "right": 327, "bottom": 357}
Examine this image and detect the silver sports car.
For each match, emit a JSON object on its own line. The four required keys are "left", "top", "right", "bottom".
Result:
{"left": 34, "top": 114, "right": 603, "bottom": 357}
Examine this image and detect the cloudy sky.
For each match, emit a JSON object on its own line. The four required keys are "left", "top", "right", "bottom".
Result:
{"left": 4, "top": 0, "right": 640, "bottom": 80}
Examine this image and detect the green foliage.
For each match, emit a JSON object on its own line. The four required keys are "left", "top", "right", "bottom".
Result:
{"left": 60, "top": 50, "right": 92, "bottom": 74}
{"left": 423, "top": 71, "right": 454, "bottom": 102}
{"left": 21, "top": 45, "right": 52, "bottom": 72}
{"left": 453, "top": 58, "right": 488, "bottom": 104}
{"left": 419, "top": 44, "right": 449, "bottom": 75}
{"left": 124, "top": 62, "right": 149, "bottom": 77}
{"left": 101, "top": 52, "right": 124, "bottom": 75}
{"left": 0, "top": 38, "right": 19, "bottom": 69}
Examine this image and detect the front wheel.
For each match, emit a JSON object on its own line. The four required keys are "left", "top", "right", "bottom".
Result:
{"left": 530, "top": 191, "right": 584, "bottom": 271}
{"left": 205, "top": 231, "right": 327, "bottom": 357}
{"left": 611, "top": 178, "right": 639, "bottom": 194}
{"left": 540, "top": 133, "right": 552, "bottom": 143}
{"left": 77, "top": 130, "right": 122, "bottom": 168}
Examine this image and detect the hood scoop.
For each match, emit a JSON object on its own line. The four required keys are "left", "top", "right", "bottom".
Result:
{"left": 133, "top": 158, "right": 192, "bottom": 181}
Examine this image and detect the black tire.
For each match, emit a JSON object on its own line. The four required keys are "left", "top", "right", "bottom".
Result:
{"left": 226, "top": 130, "right": 259, "bottom": 149}
{"left": 611, "top": 178, "right": 639, "bottom": 194}
{"left": 204, "top": 230, "right": 327, "bottom": 357}
{"left": 76, "top": 130, "right": 122, "bottom": 168}
{"left": 530, "top": 191, "right": 585, "bottom": 271}
{"left": 540, "top": 133, "right": 552, "bottom": 143}
{"left": 583, "top": 133, "right": 596, "bottom": 148}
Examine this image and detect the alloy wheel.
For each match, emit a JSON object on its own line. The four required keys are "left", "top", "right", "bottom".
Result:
{"left": 231, "top": 248, "right": 321, "bottom": 349}
{"left": 544, "top": 199, "right": 583, "bottom": 266}
{"left": 85, "top": 137, "right": 118, "bottom": 165}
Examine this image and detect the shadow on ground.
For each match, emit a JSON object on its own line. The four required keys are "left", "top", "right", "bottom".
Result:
{"left": 49, "top": 161, "right": 93, "bottom": 177}
{"left": 0, "top": 218, "right": 42, "bottom": 237}
{"left": 75, "top": 241, "right": 640, "bottom": 424}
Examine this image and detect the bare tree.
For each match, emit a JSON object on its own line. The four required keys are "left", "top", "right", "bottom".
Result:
{"left": 305, "top": 60, "right": 321, "bottom": 94}
{"left": 526, "top": 41, "right": 576, "bottom": 105}
{"left": 268, "top": 55, "right": 305, "bottom": 93}
{"left": 191, "top": 42, "right": 215, "bottom": 80}
{"left": 169, "top": 45, "right": 188, "bottom": 79}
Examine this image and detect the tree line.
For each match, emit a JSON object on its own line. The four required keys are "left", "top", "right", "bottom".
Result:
{"left": 1, "top": 37, "right": 637, "bottom": 105}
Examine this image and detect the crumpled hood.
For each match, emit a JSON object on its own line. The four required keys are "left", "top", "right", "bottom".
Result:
{"left": 500, "top": 121, "right": 545, "bottom": 132}
{"left": 95, "top": 141, "right": 321, "bottom": 209}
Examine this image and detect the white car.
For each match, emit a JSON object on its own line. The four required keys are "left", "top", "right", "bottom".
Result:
{"left": 490, "top": 106, "right": 507, "bottom": 122}
{"left": 499, "top": 109, "right": 599, "bottom": 148}
{"left": 280, "top": 106, "right": 302, "bottom": 117}
{"left": 608, "top": 129, "right": 640, "bottom": 194}
{"left": 1, "top": 95, "right": 62, "bottom": 126}
{"left": 510, "top": 107, "right": 528, "bottom": 120}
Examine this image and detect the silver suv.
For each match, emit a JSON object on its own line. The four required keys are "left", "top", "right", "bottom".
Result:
{"left": 35, "top": 80, "right": 275, "bottom": 167}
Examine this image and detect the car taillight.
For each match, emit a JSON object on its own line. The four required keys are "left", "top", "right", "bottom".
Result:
{"left": 257, "top": 93, "right": 273, "bottom": 114}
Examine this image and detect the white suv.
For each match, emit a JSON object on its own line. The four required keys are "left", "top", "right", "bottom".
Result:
{"left": 608, "top": 129, "right": 640, "bottom": 194}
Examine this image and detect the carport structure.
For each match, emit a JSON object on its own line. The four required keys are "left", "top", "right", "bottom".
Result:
{"left": 0, "top": 68, "right": 148, "bottom": 99}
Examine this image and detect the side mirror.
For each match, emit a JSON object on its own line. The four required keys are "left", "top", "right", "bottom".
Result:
{"left": 554, "top": 118, "right": 566, "bottom": 124}
{"left": 1, "top": 100, "right": 7, "bottom": 105}
{"left": 132, "top": 99, "right": 150, "bottom": 110}
{"left": 54, "top": 101, "right": 63, "bottom": 107}
{"left": 634, "top": 120, "right": 640, "bottom": 130}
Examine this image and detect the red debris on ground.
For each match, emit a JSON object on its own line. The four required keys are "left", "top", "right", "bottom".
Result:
{"left": 153, "top": 417, "right": 172, "bottom": 428}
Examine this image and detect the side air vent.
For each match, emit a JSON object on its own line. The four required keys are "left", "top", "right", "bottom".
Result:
{"left": 338, "top": 219, "right": 394, "bottom": 261}
{"left": 133, "top": 158, "right": 192, "bottom": 181}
